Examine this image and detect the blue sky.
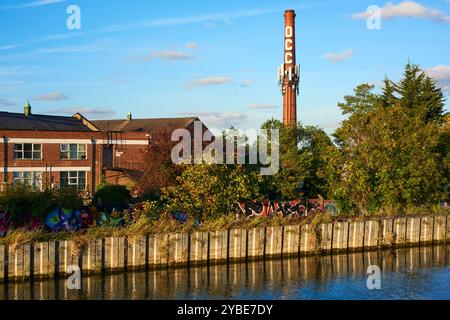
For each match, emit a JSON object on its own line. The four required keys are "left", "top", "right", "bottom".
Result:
{"left": 0, "top": 0, "right": 449, "bottom": 133}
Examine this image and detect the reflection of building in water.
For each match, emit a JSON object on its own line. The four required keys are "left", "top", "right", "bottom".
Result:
{"left": 0, "top": 245, "right": 448, "bottom": 300}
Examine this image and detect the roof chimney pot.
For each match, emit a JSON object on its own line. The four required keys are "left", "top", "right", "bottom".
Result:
{"left": 127, "top": 112, "right": 132, "bottom": 121}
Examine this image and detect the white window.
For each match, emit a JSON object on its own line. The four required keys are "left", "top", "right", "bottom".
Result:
{"left": 60, "top": 171, "right": 86, "bottom": 190}
{"left": 13, "top": 143, "right": 42, "bottom": 160}
{"left": 13, "top": 172, "right": 42, "bottom": 190}
{"left": 60, "top": 144, "right": 87, "bottom": 160}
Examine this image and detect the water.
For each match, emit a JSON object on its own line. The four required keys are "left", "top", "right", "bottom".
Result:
{"left": 1, "top": 245, "right": 448, "bottom": 300}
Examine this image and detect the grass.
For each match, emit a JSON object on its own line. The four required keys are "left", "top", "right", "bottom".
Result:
{"left": 0, "top": 206, "right": 448, "bottom": 249}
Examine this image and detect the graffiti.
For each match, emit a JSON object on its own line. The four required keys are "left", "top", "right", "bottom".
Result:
{"left": 234, "top": 199, "right": 337, "bottom": 218}
{"left": 45, "top": 207, "right": 124, "bottom": 232}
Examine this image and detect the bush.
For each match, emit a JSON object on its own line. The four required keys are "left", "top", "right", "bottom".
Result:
{"left": 0, "top": 185, "right": 85, "bottom": 227}
{"left": 93, "top": 184, "right": 130, "bottom": 212}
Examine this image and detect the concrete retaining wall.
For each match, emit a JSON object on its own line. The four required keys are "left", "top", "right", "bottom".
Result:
{"left": 0, "top": 214, "right": 448, "bottom": 282}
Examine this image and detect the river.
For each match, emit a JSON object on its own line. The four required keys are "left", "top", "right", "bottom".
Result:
{"left": 1, "top": 245, "right": 448, "bottom": 300}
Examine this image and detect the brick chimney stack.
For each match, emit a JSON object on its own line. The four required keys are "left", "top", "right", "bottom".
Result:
{"left": 278, "top": 9, "right": 300, "bottom": 126}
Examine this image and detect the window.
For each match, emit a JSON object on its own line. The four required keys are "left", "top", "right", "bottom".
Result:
{"left": 13, "top": 144, "right": 41, "bottom": 160}
{"left": 13, "top": 172, "right": 42, "bottom": 189}
{"left": 60, "top": 171, "right": 86, "bottom": 190}
{"left": 60, "top": 144, "right": 87, "bottom": 160}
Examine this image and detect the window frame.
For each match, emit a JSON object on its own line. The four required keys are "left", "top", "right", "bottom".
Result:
{"left": 60, "top": 144, "right": 87, "bottom": 160}
{"left": 60, "top": 171, "right": 87, "bottom": 191}
{"left": 12, "top": 171, "right": 43, "bottom": 190}
{"left": 13, "top": 143, "right": 42, "bottom": 160}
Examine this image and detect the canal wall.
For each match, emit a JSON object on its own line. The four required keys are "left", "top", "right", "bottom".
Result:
{"left": 0, "top": 214, "right": 448, "bottom": 282}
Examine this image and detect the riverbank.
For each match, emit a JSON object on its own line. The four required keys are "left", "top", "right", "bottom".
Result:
{"left": 0, "top": 213, "right": 448, "bottom": 282}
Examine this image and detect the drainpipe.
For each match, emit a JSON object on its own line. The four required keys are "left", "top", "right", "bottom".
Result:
{"left": 91, "top": 138, "right": 96, "bottom": 195}
{"left": 3, "top": 136, "right": 8, "bottom": 184}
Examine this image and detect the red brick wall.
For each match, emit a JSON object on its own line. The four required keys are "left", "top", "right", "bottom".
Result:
{"left": 0, "top": 130, "right": 148, "bottom": 194}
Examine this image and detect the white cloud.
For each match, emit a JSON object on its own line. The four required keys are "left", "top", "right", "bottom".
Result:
{"left": 1, "top": 0, "right": 66, "bottom": 10}
{"left": 33, "top": 92, "right": 69, "bottom": 101}
{"left": 425, "top": 65, "right": 450, "bottom": 93}
{"left": 248, "top": 104, "right": 278, "bottom": 110}
{"left": 180, "top": 111, "right": 248, "bottom": 127}
{"left": 0, "top": 98, "right": 17, "bottom": 107}
{"left": 185, "top": 42, "right": 199, "bottom": 49}
{"left": 187, "top": 76, "right": 233, "bottom": 88}
{"left": 323, "top": 49, "right": 354, "bottom": 63}
{"left": 352, "top": 1, "right": 450, "bottom": 23}
{"left": 50, "top": 107, "right": 116, "bottom": 119}
{"left": 425, "top": 65, "right": 450, "bottom": 80}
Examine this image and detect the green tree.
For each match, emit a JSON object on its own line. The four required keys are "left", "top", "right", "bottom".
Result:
{"left": 327, "top": 64, "right": 448, "bottom": 213}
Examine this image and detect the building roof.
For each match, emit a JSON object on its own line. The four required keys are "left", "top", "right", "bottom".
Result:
{"left": 0, "top": 111, "right": 95, "bottom": 132}
{"left": 92, "top": 117, "right": 199, "bottom": 133}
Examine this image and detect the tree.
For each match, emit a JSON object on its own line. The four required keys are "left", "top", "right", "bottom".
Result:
{"left": 260, "top": 119, "right": 334, "bottom": 200}
{"left": 327, "top": 64, "right": 448, "bottom": 213}
{"left": 161, "top": 160, "right": 262, "bottom": 221}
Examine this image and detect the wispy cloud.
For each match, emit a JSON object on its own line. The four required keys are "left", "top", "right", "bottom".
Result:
{"left": 0, "top": 7, "right": 276, "bottom": 51}
{"left": 248, "top": 104, "right": 278, "bottom": 110}
{"left": 186, "top": 76, "right": 233, "bottom": 88}
{"left": 1, "top": 0, "right": 66, "bottom": 10}
{"left": 323, "top": 49, "right": 354, "bottom": 63}
{"left": 49, "top": 106, "right": 117, "bottom": 119}
{"left": 0, "top": 98, "right": 17, "bottom": 107}
{"left": 144, "top": 50, "right": 193, "bottom": 61}
{"left": 179, "top": 111, "right": 248, "bottom": 127}
{"left": 185, "top": 42, "right": 199, "bottom": 49}
{"left": 240, "top": 80, "right": 255, "bottom": 87}
{"left": 33, "top": 92, "right": 69, "bottom": 101}
{"left": 100, "top": 8, "right": 277, "bottom": 32}
{"left": 351, "top": 1, "right": 450, "bottom": 23}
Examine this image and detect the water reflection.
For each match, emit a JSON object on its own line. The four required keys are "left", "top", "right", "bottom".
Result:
{"left": 1, "top": 245, "right": 448, "bottom": 300}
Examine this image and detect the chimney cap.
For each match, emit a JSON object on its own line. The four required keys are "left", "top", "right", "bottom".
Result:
{"left": 127, "top": 111, "right": 132, "bottom": 120}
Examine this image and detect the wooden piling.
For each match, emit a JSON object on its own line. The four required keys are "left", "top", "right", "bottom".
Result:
{"left": 363, "top": 220, "right": 379, "bottom": 248}
{"left": 228, "top": 229, "right": 247, "bottom": 262}
{"left": 0, "top": 244, "right": 4, "bottom": 281}
{"left": 320, "top": 223, "right": 333, "bottom": 253}
{"left": 393, "top": 217, "right": 407, "bottom": 246}
{"left": 348, "top": 221, "right": 364, "bottom": 251}
{"left": 190, "top": 231, "right": 208, "bottom": 265}
{"left": 380, "top": 218, "right": 394, "bottom": 247}
{"left": 300, "top": 224, "right": 317, "bottom": 255}
{"left": 167, "top": 233, "right": 188, "bottom": 267}
{"left": 405, "top": 217, "right": 421, "bottom": 245}
{"left": 332, "top": 221, "right": 349, "bottom": 252}
{"left": 420, "top": 216, "right": 434, "bottom": 245}
{"left": 282, "top": 224, "right": 300, "bottom": 257}
{"left": 209, "top": 230, "right": 228, "bottom": 263}
{"left": 265, "top": 226, "right": 283, "bottom": 258}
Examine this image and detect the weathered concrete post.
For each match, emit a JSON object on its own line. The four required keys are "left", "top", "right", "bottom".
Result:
{"left": 167, "top": 233, "right": 189, "bottom": 267}
{"left": 265, "top": 226, "right": 283, "bottom": 258}
{"left": 363, "top": 220, "right": 379, "bottom": 248}
{"left": 433, "top": 215, "right": 446, "bottom": 242}
{"left": 393, "top": 217, "right": 407, "bottom": 246}
{"left": 320, "top": 223, "right": 333, "bottom": 254}
{"left": 300, "top": 224, "right": 317, "bottom": 255}
{"left": 228, "top": 229, "right": 247, "bottom": 262}
{"left": 406, "top": 217, "right": 421, "bottom": 245}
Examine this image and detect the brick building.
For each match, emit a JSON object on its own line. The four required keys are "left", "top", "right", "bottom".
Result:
{"left": 0, "top": 102, "right": 202, "bottom": 196}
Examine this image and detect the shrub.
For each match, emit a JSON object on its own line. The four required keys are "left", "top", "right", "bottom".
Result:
{"left": 93, "top": 184, "right": 130, "bottom": 212}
